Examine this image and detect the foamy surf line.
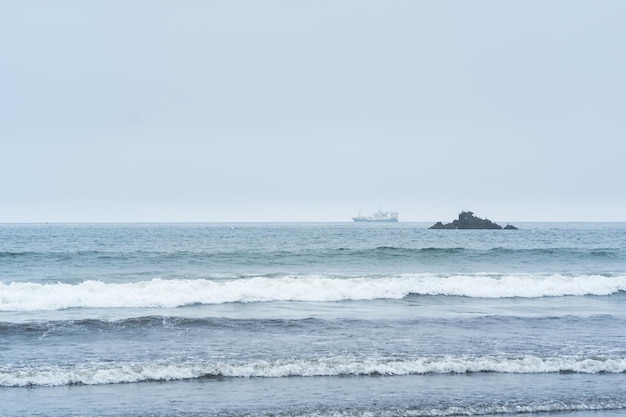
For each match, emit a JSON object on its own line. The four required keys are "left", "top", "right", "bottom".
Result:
{"left": 298, "top": 404, "right": 626, "bottom": 417}
{"left": 251, "top": 403, "right": 626, "bottom": 417}
{"left": 1, "top": 274, "right": 625, "bottom": 311}
{"left": 2, "top": 355, "right": 626, "bottom": 387}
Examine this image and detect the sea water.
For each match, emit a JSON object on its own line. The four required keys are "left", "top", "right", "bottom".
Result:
{"left": 0, "top": 222, "right": 625, "bottom": 416}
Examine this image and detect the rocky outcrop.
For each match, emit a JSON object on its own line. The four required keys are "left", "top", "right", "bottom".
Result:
{"left": 429, "top": 221, "right": 456, "bottom": 229}
{"left": 430, "top": 211, "right": 516, "bottom": 230}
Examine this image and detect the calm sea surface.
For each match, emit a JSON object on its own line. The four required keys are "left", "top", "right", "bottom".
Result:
{"left": 1, "top": 222, "right": 625, "bottom": 416}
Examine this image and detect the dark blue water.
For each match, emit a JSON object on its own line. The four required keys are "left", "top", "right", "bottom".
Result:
{"left": 1, "top": 222, "right": 625, "bottom": 416}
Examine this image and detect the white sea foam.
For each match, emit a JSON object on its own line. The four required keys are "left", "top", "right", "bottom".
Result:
{"left": 294, "top": 402, "right": 626, "bottom": 417}
{"left": 1, "top": 274, "right": 625, "bottom": 311}
{"left": 1, "top": 355, "right": 625, "bottom": 387}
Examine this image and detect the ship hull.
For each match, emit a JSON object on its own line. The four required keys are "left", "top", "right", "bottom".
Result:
{"left": 352, "top": 217, "right": 398, "bottom": 223}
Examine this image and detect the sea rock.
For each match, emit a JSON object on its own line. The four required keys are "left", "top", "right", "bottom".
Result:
{"left": 429, "top": 211, "right": 516, "bottom": 230}
{"left": 429, "top": 221, "right": 456, "bottom": 229}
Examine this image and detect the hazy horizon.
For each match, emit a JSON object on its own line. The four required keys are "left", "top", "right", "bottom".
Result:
{"left": 3, "top": 220, "right": 626, "bottom": 226}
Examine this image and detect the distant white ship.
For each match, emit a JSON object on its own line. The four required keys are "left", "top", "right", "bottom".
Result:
{"left": 352, "top": 209, "right": 399, "bottom": 222}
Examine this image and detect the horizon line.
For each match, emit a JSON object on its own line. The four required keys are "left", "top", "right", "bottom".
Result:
{"left": 1, "top": 220, "right": 625, "bottom": 225}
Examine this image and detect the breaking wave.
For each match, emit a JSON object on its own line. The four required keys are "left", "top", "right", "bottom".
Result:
{"left": 2, "top": 355, "right": 626, "bottom": 387}
{"left": 1, "top": 274, "right": 625, "bottom": 311}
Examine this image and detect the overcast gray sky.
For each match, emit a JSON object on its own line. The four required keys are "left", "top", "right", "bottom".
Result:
{"left": 1, "top": 1, "right": 625, "bottom": 222}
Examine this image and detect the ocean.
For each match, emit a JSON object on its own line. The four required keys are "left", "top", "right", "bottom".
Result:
{"left": 1, "top": 222, "right": 625, "bottom": 417}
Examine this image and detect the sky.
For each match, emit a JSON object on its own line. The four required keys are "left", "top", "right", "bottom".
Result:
{"left": 1, "top": 1, "right": 625, "bottom": 222}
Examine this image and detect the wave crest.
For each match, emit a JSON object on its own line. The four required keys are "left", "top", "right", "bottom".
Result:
{"left": 1, "top": 274, "right": 625, "bottom": 311}
{"left": 2, "top": 355, "right": 625, "bottom": 387}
